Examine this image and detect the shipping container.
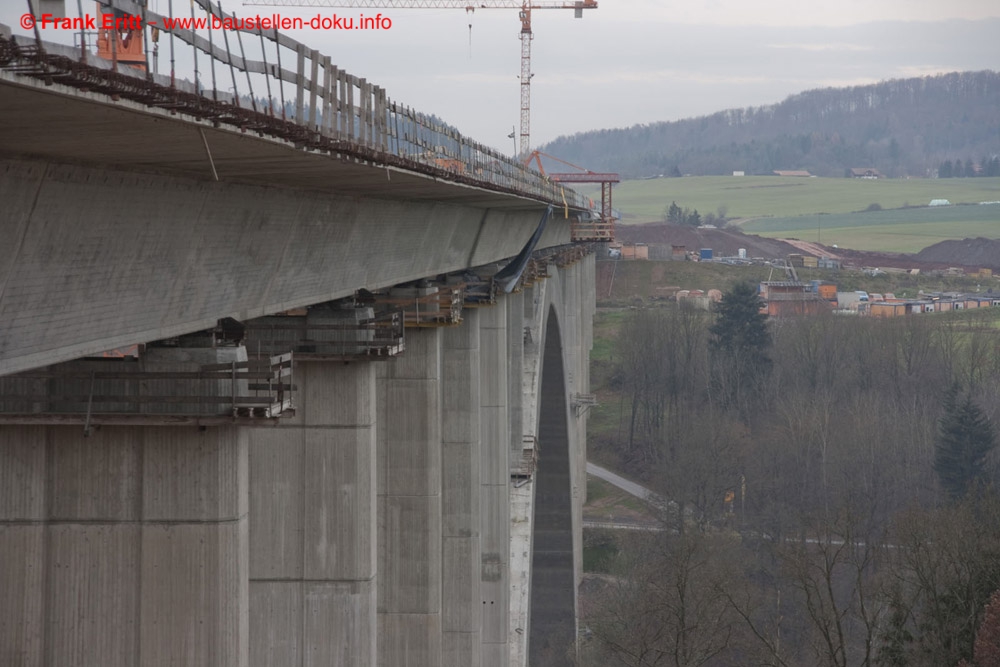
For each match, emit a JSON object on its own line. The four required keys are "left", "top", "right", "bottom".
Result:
{"left": 817, "top": 284, "right": 837, "bottom": 301}
{"left": 871, "top": 302, "right": 907, "bottom": 317}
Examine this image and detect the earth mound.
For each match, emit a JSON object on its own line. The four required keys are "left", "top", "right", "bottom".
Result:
{"left": 915, "top": 238, "right": 1000, "bottom": 271}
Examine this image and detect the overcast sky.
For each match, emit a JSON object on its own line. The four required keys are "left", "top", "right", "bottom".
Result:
{"left": 5, "top": 0, "right": 998, "bottom": 155}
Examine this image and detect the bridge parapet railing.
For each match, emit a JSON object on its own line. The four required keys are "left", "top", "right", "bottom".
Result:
{"left": 2, "top": 0, "right": 587, "bottom": 207}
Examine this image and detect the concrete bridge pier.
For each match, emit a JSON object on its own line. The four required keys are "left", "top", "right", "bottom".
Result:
{"left": 0, "top": 424, "right": 249, "bottom": 667}
{"left": 441, "top": 311, "right": 482, "bottom": 667}
{"left": 479, "top": 303, "right": 510, "bottom": 667}
{"left": 248, "top": 359, "right": 377, "bottom": 667}
{"left": 564, "top": 256, "right": 593, "bottom": 586}
{"left": 377, "top": 328, "right": 443, "bottom": 665}
{"left": 506, "top": 293, "right": 526, "bottom": 480}
{"left": 0, "top": 251, "right": 595, "bottom": 667}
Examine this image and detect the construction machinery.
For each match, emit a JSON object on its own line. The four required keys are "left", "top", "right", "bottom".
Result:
{"left": 766, "top": 256, "right": 799, "bottom": 283}
{"left": 523, "top": 150, "right": 618, "bottom": 241}
{"left": 242, "top": 0, "right": 598, "bottom": 156}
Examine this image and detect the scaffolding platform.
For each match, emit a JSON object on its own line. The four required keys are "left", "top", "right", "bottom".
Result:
{"left": 245, "top": 309, "right": 404, "bottom": 361}
{"left": 571, "top": 218, "right": 616, "bottom": 242}
{"left": 511, "top": 435, "right": 539, "bottom": 481}
{"left": 571, "top": 392, "right": 597, "bottom": 416}
{"left": 0, "top": 352, "right": 294, "bottom": 426}
{"left": 459, "top": 276, "right": 499, "bottom": 308}
{"left": 376, "top": 284, "right": 465, "bottom": 327}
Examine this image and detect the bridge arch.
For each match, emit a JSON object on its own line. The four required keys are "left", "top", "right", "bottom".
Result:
{"left": 528, "top": 304, "right": 578, "bottom": 665}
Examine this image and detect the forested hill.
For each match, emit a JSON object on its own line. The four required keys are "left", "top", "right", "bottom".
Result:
{"left": 538, "top": 71, "right": 1000, "bottom": 179}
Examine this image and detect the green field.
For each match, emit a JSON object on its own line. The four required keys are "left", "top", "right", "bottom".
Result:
{"left": 743, "top": 204, "right": 1000, "bottom": 253}
{"left": 611, "top": 176, "right": 1000, "bottom": 222}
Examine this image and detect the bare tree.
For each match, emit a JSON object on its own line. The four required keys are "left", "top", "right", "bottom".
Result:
{"left": 777, "top": 510, "right": 889, "bottom": 667}
{"left": 883, "top": 494, "right": 1000, "bottom": 667}
{"left": 587, "top": 531, "right": 745, "bottom": 667}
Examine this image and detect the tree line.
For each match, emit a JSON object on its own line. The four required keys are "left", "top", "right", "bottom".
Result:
{"left": 939, "top": 157, "right": 1000, "bottom": 178}
{"left": 663, "top": 201, "right": 730, "bottom": 227}
{"left": 581, "top": 285, "right": 1000, "bottom": 666}
{"left": 539, "top": 71, "right": 1000, "bottom": 179}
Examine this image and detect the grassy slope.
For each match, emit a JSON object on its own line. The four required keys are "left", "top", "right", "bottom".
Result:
{"left": 608, "top": 176, "right": 1000, "bottom": 253}
{"left": 614, "top": 176, "right": 1000, "bottom": 221}
{"left": 744, "top": 204, "right": 1000, "bottom": 253}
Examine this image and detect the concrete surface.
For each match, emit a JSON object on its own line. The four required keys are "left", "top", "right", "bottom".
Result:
{"left": 441, "top": 311, "right": 482, "bottom": 667}
{"left": 0, "top": 252, "right": 596, "bottom": 667}
{"left": 377, "top": 328, "right": 443, "bottom": 665}
{"left": 0, "top": 424, "right": 249, "bottom": 667}
{"left": 478, "top": 303, "right": 510, "bottom": 666}
{"left": 0, "top": 152, "right": 574, "bottom": 376}
{"left": 248, "top": 360, "right": 377, "bottom": 667}
{"left": 0, "top": 27, "right": 599, "bottom": 664}
{"left": 0, "top": 68, "right": 585, "bottom": 377}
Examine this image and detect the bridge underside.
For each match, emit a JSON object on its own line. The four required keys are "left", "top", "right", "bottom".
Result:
{"left": 0, "top": 72, "right": 584, "bottom": 377}
{"left": 0, "top": 152, "right": 573, "bottom": 375}
{"left": 0, "top": 251, "right": 594, "bottom": 667}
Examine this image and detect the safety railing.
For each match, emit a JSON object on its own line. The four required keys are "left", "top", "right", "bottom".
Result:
{"left": 0, "top": 352, "right": 293, "bottom": 426}
{"left": 244, "top": 309, "right": 405, "bottom": 359}
{"left": 374, "top": 285, "right": 465, "bottom": 327}
{"left": 571, "top": 218, "right": 616, "bottom": 242}
{"left": 520, "top": 257, "right": 550, "bottom": 288}
{"left": 460, "top": 276, "right": 499, "bottom": 308}
{"left": 2, "top": 0, "right": 590, "bottom": 208}
{"left": 511, "top": 434, "right": 538, "bottom": 481}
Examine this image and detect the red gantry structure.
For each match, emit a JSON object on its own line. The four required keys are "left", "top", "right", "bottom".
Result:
{"left": 524, "top": 150, "right": 618, "bottom": 241}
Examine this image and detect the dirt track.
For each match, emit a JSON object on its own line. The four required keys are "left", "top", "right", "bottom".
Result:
{"left": 613, "top": 223, "right": 801, "bottom": 259}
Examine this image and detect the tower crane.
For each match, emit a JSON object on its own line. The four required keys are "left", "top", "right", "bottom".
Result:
{"left": 242, "top": 0, "right": 598, "bottom": 156}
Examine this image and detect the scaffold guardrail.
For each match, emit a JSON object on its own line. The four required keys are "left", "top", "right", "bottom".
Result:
{"left": 375, "top": 285, "right": 465, "bottom": 327}
{"left": 0, "top": 352, "right": 294, "bottom": 425}
{"left": 244, "top": 310, "right": 405, "bottom": 359}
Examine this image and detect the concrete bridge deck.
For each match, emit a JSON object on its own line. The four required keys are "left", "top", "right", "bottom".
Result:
{"left": 0, "top": 17, "right": 591, "bottom": 376}
{"left": 0, "top": 69, "right": 554, "bottom": 211}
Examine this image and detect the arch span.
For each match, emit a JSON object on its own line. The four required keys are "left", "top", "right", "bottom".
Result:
{"left": 528, "top": 306, "right": 577, "bottom": 664}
